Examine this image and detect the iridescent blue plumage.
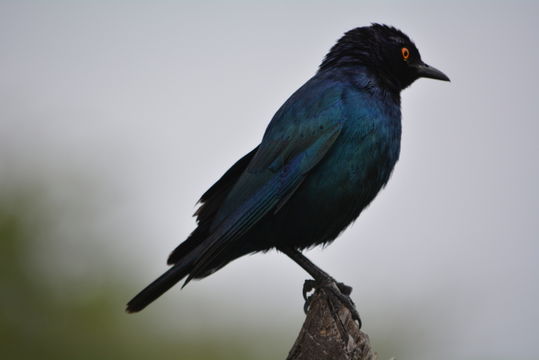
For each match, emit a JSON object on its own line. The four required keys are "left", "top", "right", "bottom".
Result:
{"left": 127, "top": 24, "right": 449, "bottom": 313}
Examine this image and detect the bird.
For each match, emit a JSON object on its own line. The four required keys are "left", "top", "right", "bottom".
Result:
{"left": 126, "top": 24, "right": 449, "bottom": 318}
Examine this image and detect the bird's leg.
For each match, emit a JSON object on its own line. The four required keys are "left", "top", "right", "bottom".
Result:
{"left": 280, "top": 247, "right": 361, "bottom": 326}
{"left": 281, "top": 247, "right": 353, "bottom": 296}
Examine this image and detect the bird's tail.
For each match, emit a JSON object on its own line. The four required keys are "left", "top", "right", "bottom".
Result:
{"left": 126, "top": 260, "right": 193, "bottom": 313}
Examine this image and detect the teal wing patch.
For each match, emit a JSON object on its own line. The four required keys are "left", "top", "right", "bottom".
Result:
{"left": 184, "top": 83, "right": 345, "bottom": 284}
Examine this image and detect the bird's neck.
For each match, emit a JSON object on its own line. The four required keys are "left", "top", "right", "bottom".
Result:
{"left": 334, "top": 66, "right": 402, "bottom": 104}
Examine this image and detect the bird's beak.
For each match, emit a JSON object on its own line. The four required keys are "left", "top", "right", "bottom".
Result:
{"left": 414, "top": 62, "right": 450, "bottom": 82}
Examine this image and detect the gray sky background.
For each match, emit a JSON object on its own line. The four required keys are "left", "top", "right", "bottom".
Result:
{"left": 1, "top": 1, "right": 538, "bottom": 359}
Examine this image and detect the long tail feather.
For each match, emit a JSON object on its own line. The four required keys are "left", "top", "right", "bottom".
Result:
{"left": 126, "top": 262, "right": 192, "bottom": 313}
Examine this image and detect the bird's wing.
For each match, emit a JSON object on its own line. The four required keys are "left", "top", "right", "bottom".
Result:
{"left": 184, "top": 82, "right": 345, "bottom": 284}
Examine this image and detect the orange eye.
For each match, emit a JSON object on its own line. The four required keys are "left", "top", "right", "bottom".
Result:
{"left": 401, "top": 47, "right": 410, "bottom": 61}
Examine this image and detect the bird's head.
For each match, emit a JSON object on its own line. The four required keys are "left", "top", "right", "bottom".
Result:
{"left": 320, "top": 24, "right": 450, "bottom": 92}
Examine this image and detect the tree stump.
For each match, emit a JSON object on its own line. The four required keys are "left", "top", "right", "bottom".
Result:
{"left": 287, "top": 283, "right": 377, "bottom": 360}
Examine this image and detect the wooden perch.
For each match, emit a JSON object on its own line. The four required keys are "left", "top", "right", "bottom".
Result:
{"left": 287, "top": 283, "right": 377, "bottom": 360}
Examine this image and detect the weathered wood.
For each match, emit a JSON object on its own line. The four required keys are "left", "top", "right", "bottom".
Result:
{"left": 287, "top": 285, "right": 377, "bottom": 360}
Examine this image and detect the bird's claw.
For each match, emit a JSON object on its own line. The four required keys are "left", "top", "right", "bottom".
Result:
{"left": 303, "top": 279, "right": 352, "bottom": 300}
{"left": 301, "top": 279, "right": 361, "bottom": 328}
{"left": 302, "top": 279, "right": 317, "bottom": 314}
{"left": 302, "top": 279, "right": 316, "bottom": 301}
{"left": 326, "top": 283, "right": 361, "bottom": 328}
{"left": 335, "top": 281, "right": 352, "bottom": 296}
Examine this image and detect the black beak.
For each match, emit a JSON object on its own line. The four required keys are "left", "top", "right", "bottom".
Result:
{"left": 414, "top": 62, "right": 450, "bottom": 81}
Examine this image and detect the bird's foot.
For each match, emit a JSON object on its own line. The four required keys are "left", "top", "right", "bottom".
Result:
{"left": 302, "top": 278, "right": 361, "bottom": 328}
{"left": 303, "top": 279, "right": 352, "bottom": 300}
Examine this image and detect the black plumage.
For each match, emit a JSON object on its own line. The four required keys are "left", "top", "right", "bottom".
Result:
{"left": 126, "top": 24, "right": 449, "bottom": 314}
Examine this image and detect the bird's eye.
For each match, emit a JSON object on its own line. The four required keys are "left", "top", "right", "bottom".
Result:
{"left": 401, "top": 47, "right": 410, "bottom": 61}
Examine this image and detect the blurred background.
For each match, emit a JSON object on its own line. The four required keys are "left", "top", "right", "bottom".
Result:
{"left": 1, "top": 1, "right": 538, "bottom": 359}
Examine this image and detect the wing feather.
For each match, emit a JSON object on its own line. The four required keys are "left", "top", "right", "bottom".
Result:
{"left": 184, "top": 81, "right": 346, "bottom": 283}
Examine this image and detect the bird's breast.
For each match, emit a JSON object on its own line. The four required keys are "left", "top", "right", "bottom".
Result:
{"left": 266, "top": 105, "right": 401, "bottom": 249}
{"left": 328, "top": 92, "right": 402, "bottom": 191}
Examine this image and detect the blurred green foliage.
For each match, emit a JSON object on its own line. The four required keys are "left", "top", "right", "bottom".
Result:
{"left": 0, "top": 187, "right": 261, "bottom": 360}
